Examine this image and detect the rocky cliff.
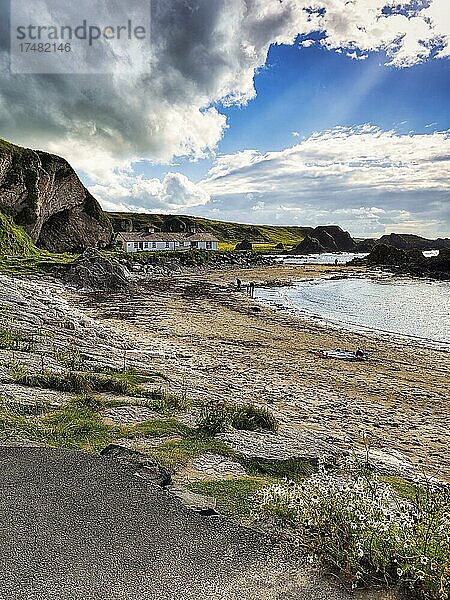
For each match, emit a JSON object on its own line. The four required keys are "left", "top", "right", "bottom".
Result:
{"left": 357, "top": 233, "right": 450, "bottom": 252}
{"left": 289, "top": 226, "right": 357, "bottom": 254}
{"left": 0, "top": 139, "right": 112, "bottom": 253}
{"left": 289, "top": 228, "right": 450, "bottom": 256}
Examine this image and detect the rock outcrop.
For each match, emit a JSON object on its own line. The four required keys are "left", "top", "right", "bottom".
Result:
{"left": 289, "top": 228, "right": 450, "bottom": 257}
{"left": 289, "top": 226, "right": 357, "bottom": 254}
{"left": 289, "top": 236, "right": 324, "bottom": 255}
{"left": 0, "top": 139, "right": 112, "bottom": 253}
{"left": 359, "top": 244, "right": 450, "bottom": 280}
{"left": 63, "top": 248, "right": 132, "bottom": 290}
{"left": 366, "top": 244, "right": 424, "bottom": 266}
{"left": 235, "top": 239, "right": 253, "bottom": 251}
{"left": 376, "top": 233, "right": 450, "bottom": 251}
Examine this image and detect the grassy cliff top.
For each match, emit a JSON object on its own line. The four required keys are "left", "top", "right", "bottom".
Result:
{"left": 107, "top": 212, "right": 311, "bottom": 247}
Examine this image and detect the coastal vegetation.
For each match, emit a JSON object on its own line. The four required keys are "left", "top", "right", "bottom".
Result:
{"left": 0, "top": 209, "right": 76, "bottom": 274}
{"left": 197, "top": 399, "right": 278, "bottom": 434}
{"left": 1, "top": 320, "right": 448, "bottom": 598}
{"left": 255, "top": 460, "right": 450, "bottom": 599}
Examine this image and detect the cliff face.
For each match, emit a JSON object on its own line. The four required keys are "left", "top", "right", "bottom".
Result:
{"left": 289, "top": 226, "right": 357, "bottom": 254}
{"left": 0, "top": 139, "right": 112, "bottom": 253}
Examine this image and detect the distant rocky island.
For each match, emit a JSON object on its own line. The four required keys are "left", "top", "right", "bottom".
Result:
{"left": 288, "top": 225, "right": 450, "bottom": 255}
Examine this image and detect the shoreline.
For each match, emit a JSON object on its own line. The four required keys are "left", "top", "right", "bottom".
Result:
{"left": 253, "top": 273, "right": 450, "bottom": 354}
{"left": 71, "top": 263, "right": 450, "bottom": 481}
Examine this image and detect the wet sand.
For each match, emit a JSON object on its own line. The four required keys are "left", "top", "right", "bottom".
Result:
{"left": 76, "top": 264, "right": 450, "bottom": 480}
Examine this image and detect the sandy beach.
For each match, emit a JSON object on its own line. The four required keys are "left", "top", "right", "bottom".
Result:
{"left": 75, "top": 264, "right": 450, "bottom": 480}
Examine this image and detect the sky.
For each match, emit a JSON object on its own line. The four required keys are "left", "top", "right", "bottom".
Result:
{"left": 0, "top": 0, "right": 449, "bottom": 237}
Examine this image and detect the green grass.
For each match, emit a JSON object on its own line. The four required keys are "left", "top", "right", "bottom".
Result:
{"left": 0, "top": 329, "right": 28, "bottom": 351}
{"left": 0, "top": 210, "right": 77, "bottom": 274}
{"left": 0, "top": 401, "right": 116, "bottom": 451}
{"left": 7, "top": 367, "right": 171, "bottom": 400}
{"left": 107, "top": 212, "right": 310, "bottom": 246}
{"left": 41, "top": 406, "right": 118, "bottom": 451}
{"left": 0, "top": 210, "right": 40, "bottom": 257}
{"left": 186, "top": 477, "right": 277, "bottom": 519}
{"left": 197, "top": 400, "right": 278, "bottom": 435}
{"left": 0, "top": 390, "right": 192, "bottom": 451}
{"left": 380, "top": 476, "right": 420, "bottom": 502}
{"left": 142, "top": 433, "right": 235, "bottom": 472}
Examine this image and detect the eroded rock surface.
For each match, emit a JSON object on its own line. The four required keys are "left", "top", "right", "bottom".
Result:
{"left": 100, "top": 444, "right": 172, "bottom": 487}
{"left": 0, "top": 139, "right": 112, "bottom": 252}
{"left": 63, "top": 248, "right": 132, "bottom": 291}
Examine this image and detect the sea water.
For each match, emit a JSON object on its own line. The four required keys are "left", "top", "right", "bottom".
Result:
{"left": 257, "top": 275, "right": 450, "bottom": 351}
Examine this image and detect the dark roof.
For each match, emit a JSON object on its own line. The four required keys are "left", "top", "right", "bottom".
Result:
{"left": 116, "top": 231, "right": 218, "bottom": 243}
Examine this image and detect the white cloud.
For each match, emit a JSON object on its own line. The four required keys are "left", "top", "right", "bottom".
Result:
{"left": 91, "top": 171, "right": 210, "bottom": 213}
{"left": 91, "top": 126, "right": 450, "bottom": 237}
{"left": 0, "top": 0, "right": 448, "bottom": 173}
{"left": 346, "top": 51, "right": 368, "bottom": 60}
{"left": 203, "top": 126, "right": 450, "bottom": 196}
{"left": 1, "top": 0, "right": 448, "bottom": 236}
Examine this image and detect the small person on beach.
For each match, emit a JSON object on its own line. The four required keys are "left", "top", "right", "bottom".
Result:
{"left": 236, "top": 278, "right": 242, "bottom": 290}
{"left": 248, "top": 281, "right": 255, "bottom": 298}
{"left": 355, "top": 348, "right": 365, "bottom": 360}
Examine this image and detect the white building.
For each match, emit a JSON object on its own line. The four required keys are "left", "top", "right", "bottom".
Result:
{"left": 116, "top": 229, "right": 219, "bottom": 253}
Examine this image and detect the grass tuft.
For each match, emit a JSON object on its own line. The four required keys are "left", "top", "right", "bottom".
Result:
{"left": 197, "top": 399, "right": 278, "bottom": 435}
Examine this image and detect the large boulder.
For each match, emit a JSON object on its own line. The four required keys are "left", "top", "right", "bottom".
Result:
{"left": 366, "top": 244, "right": 408, "bottom": 265}
{"left": 366, "top": 244, "right": 427, "bottom": 266}
{"left": 0, "top": 139, "right": 112, "bottom": 252}
{"left": 63, "top": 248, "right": 132, "bottom": 290}
{"left": 235, "top": 239, "right": 253, "bottom": 251}
{"left": 289, "top": 236, "right": 325, "bottom": 255}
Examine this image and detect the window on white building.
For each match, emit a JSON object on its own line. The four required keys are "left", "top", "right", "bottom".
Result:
{"left": 166, "top": 242, "right": 170, "bottom": 248}
{"left": 152, "top": 242, "right": 156, "bottom": 248}
{"left": 134, "top": 242, "right": 138, "bottom": 249}
{"left": 144, "top": 242, "right": 148, "bottom": 249}
{"left": 206, "top": 241, "right": 212, "bottom": 249}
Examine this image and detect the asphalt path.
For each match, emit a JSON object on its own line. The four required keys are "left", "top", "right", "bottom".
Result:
{"left": 0, "top": 447, "right": 357, "bottom": 599}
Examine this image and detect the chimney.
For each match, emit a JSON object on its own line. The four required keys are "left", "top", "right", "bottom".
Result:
{"left": 142, "top": 226, "right": 155, "bottom": 234}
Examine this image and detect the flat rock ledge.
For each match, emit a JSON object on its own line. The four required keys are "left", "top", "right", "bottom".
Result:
{"left": 178, "top": 452, "right": 248, "bottom": 482}
{"left": 100, "top": 406, "right": 161, "bottom": 425}
{"left": 218, "top": 429, "right": 446, "bottom": 486}
{"left": 168, "top": 486, "right": 218, "bottom": 515}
